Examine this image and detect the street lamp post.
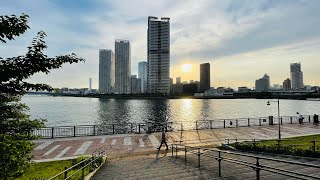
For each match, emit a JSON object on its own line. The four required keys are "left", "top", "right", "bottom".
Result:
{"left": 267, "top": 98, "right": 281, "bottom": 139}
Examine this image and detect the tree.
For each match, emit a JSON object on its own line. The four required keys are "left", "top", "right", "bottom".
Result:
{"left": 0, "top": 13, "right": 85, "bottom": 179}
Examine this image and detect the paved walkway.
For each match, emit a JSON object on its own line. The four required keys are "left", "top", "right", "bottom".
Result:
{"left": 32, "top": 123, "right": 320, "bottom": 162}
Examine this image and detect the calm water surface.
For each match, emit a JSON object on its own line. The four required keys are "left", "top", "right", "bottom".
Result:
{"left": 22, "top": 95, "right": 320, "bottom": 127}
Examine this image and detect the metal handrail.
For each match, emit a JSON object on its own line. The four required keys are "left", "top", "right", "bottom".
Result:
{"left": 48, "top": 151, "right": 104, "bottom": 180}
{"left": 171, "top": 144, "right": 320, "bottom": 179}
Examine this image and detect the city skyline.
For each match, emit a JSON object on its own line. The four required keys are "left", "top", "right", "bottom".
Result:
{"left": 2, "top": 0, "right": 320, "bottom": 89}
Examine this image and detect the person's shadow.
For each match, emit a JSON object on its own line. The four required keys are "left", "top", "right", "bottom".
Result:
{"left": 155, "top": 149, "right": 169, "bottom": 161}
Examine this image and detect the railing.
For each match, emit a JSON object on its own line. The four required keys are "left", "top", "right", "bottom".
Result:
{"left": 48, "top": 151, "right": 104, "bottom": 180}
{"left": 226, "top": 138, "right": 320, "bottom": 157}
{"left": 33, "top": 114, "right": 317, "bottom": 139}
{"left": 196, "top": 115, "right": 313, "bottom": 130}
{"left": 171, "top": 144, "right": 320, "bottom": 180}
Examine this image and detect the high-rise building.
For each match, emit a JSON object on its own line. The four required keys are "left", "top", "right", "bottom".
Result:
{"left": 99, "top": 49, "right": 115, "bottom": 94}
{"left": 255, "top": 74, "right": 270, "bottom": 91}
{"left": 283, "top": 78, "right": 291, "bottom": 91}
{"left": 115, "top": 40, "right": 131, "bottom": 94}
{"left": 176, "top": 77, "right": 181, "bottom": 84}
{"left": 170, "top": 78, "right": 173, "bottom": 94}
{"left": 147, "top": 16, "right": 170, "bottom": 94}
{"left": 290, "top": 63, "right": 304, "bottom": 90}
{"left": 131, "top": 75, "right": 141, "bottom": 94}
{"left": 200, "top": 63, "right": 210, "bottom": 92}
{"left": 138, "top": 61, "right": 148, "bottom": 93}
{"left": 89, "top": 78, "right": 92, "bottom": 91}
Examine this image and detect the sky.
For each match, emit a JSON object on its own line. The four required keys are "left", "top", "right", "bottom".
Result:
{"left": 1, "top": 0, "right": 320, "bottom": 89}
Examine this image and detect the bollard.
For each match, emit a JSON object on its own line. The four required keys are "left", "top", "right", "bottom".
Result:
{"left": 236, "top": 119, "right": 239, "bottom": 128}
{"left": 112, "top": 124, "right": 115, "bottom": 134}
{"left": 74, "top": 126, "right": 76, "bottom": 137}
{"left": 93, "top": 125, "right": 96, "bottom": 136}
{"left": 139, "top": 124, "right": 141, "bottom": 134}
{"left": 196, "top": 121, "right": 198, "bottom": 130}
{"left": 281, "top": 117, "right": 283, "bottom": 124}
{"left": 175, "top": 144, "right": 178, "bottom": 159}
{"left": 223, "top": 120, "right": 226, "bottom": 128}
{"left": 309, "top": 115, "right": 311, "bottom": 122}
{"left": 290, "top": 116, "right": 293, "bottom": 124}
{"left": 51, "top": 127, "right": 54, "bottom": 138}
{"left": 210, "top": 120, "right": 212, "bottom": 129}
{"left": 248, "top": 118, "right": 250, "bottom": 127}
{"left": 259, "top": 118, "right": 261, "bottom": 126}
{"left": 312, "top": 141, "right": 316, "bottom": 155}
{"left": 253, "top": 139, "right": 256, "bottom": 149}
{"left": 171, "top": 144, "right": 174, "bottom": 157}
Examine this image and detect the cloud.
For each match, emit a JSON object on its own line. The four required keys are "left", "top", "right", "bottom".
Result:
{"left": 1, "top": 0, "right": 320, "bottom": 89}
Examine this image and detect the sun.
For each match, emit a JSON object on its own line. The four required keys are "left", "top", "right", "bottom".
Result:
{"left": 182, "top": 64, "right": 192, "bottom": 72}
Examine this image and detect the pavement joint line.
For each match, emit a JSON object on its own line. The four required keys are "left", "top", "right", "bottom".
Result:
{"left": 55, "top": 146, "right": 71, "bottom": 158}
{"left": 43, "top": 145, "right": 60, "bottom": 156}
{"left": 74, "top": 141, "right": 93, "bottom": 155}
{"left": 100, "top": 137, "right": 106, "bottom": 144}
{"left": 35, "top": 141, "right": 53, "bottom": 150}
{"left": 124, "top": 136, "right": 132, "bottom": 146}
{"left": 111, "top": 139, "right": 117, "bottom": 146}
{"left": 139, "top": 138, "right": 145, "bottom": 148}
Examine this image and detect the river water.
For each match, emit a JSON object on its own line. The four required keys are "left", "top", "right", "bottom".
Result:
{"left": 21, "top": 95, "right": 320, "bottom": 127}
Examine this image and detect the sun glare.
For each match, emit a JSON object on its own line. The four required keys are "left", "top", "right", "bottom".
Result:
{"left": 182, "top": 64, "right": 192, "bottom": 72}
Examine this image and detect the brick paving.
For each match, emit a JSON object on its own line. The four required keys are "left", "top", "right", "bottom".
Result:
{"left": 32, "top": 123, "right": 320, "bottom": 162}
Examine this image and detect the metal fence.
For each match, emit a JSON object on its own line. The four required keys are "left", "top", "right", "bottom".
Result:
{"left": 32, "top": 114, "right": 317, "bottom": 139}
{"left": 195, "top": 115, "right": 313, "bottom": 130}
{"left": 171, "top": 144, "right": 320, "bottom": 180}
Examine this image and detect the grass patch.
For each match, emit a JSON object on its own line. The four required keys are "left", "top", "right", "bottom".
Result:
{"left": 16, "top": 156, "right": 95, "bottom": 180}
{"left": 231, "top": 134, "right": 320, "bottom": 157}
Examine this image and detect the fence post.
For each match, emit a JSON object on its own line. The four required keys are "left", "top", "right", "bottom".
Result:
{"left": 223, "top": 120, "right": 225, "bottom": 128}
{"left": 171, "top": 144, "right": 174, "bottom": 157}
{"left": 248, "top": 118, "right": 250, "bottom": 127}
{"left": 218, "top": 151, "right": 222, "bottom": 177}
{"left": 93, "top": 125, "right": 96, "bottom": 136}
{"left": 51, "top": 127, "right": 54, "bottom": 138}
{"left": 64, "top": 167, "right": 68, "bottom": 179}
{"left": 312, "top": 141, "right": 316, "bottom": 155}
{"left": 139, "top": 124, "right": 141, "bottom": 134}
{"left": 255, "top": 158, "right": 260, "bottom": 180}
{"left": 290, "top": 116, "right": 293, "bottom": 124}
{"left": 198, "top": 148, "right": 201, "bottom": 168}
{"left": 73, "top": 126, "right": 76, "bottom": 137}
{"left": 112, "top": 124, "right": 115, "bottom": 134}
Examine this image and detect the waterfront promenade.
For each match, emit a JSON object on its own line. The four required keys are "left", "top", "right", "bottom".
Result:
{"left": 32, "top": 123, "right": 320, "bottom": 162}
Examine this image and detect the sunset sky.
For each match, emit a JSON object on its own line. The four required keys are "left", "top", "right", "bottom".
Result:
{"left": 1, "top": 0, "right": 320, "bottom": 89}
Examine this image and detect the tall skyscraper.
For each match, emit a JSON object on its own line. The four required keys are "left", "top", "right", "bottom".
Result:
{"left": 89, "top": 78, "right": 92, "bottom": 90}
{"left": 99, "top": 49, "right": 115, "bottom": 94}
{"left": 115, "top": 40, "right": 131, "bottom": 94}
{"left": 176, "top": 77, "right": 181, "bottom": 84}
{"left": 147, "top": 16, "right": 170, "bottom": 94}
{"left": 200, "top": 63, "right": 210, "bottom": 92}
{"left": 138, "top": 61, "right": 148, "bottom": 93}
{"left": 283, "top": 78, "right": 291, "bottom": 91}
{"left": 290, "top": 62, "right": 304, "bottom": 90}
{"left": 255, "top": 74, "right": 270, "bottom": 91}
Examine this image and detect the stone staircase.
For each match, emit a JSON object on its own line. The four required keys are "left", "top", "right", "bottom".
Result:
{"left": 92, "top": 150, "right": 320, "bottom": 180}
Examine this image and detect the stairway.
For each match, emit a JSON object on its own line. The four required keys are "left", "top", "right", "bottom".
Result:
{"left": 92, "top": 150, "right": 320, "bottom": 180}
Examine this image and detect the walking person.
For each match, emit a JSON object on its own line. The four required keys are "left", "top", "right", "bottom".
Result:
{"left": 157, "top": 127, "right": 168, "bottom": 150}
{"left": 297, "top": 112, "right": 304, "bottom": 124}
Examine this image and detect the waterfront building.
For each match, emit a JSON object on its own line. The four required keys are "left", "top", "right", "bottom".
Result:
{"left": 99, "top": 49, "right": 115, "bottom": 94}
{"left": 255, "top": 74, "right": 270, "bottom": 91}
{"left": 138, "top": 61, "right": 148, "bottom": 93}
{"left": 147, "top": 16, "right": 170, "bottom": 94}
{"left": 183, "top": 83, "right": 197, "bottom": 94}
{"left": 115, "top": 40, "right": 131, "bottom": 94}
{"left": 89, "top": 78, "right": 92, "bottom": 91}
{"left": 290, "top": 62, "right": 304, "bottom": 90}
{"left": 170, "top": 78, "right": 173, "bottom": 94}
{"left": 176, "top": 77, "right": 181, "bottom": 84}
{"left": 131, "top": 75, "right": 141, "bottom": 94}
{"left": 200, "top": 63, "right": 210, "bottom": 92}
{"left": 238, "top": 86, "right": 250, "bottom": 92}
{"left": 283, "top": 78, "right": 291, "bottom": 91}
{"left": 172, "top": 83, "right": 183, "bottom": 94}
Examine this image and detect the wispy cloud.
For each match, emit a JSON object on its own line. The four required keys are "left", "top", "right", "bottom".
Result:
{"left": 1, "top": 0, "right": 320, "bottom": 88}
